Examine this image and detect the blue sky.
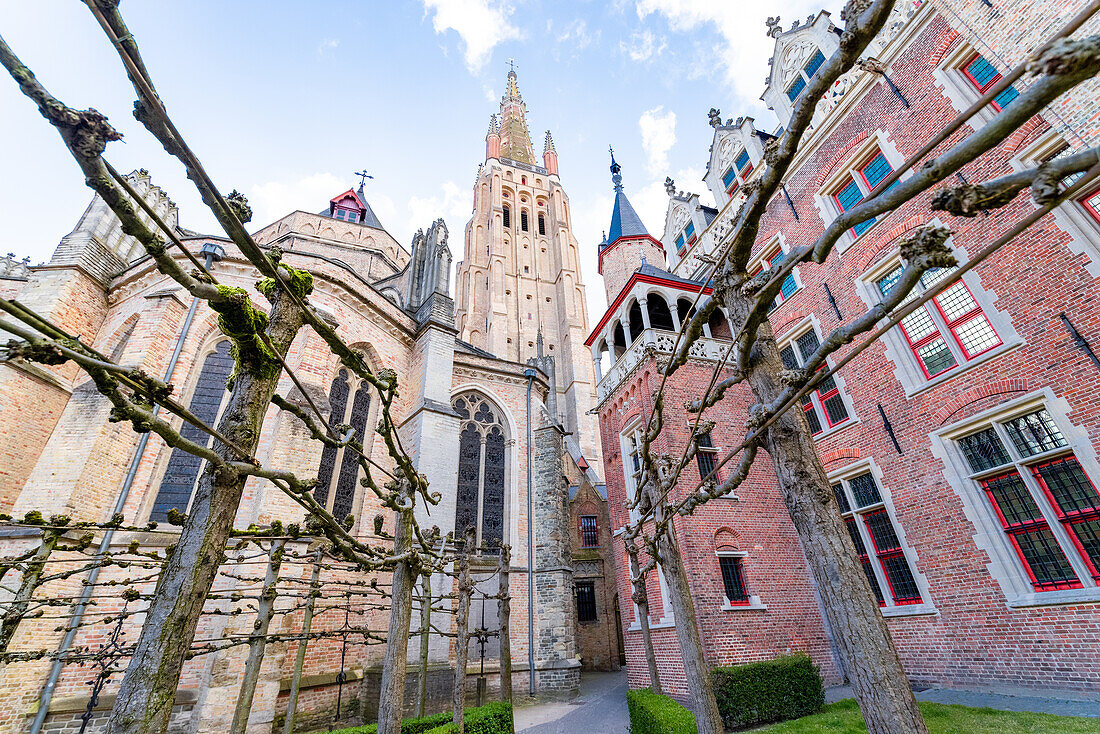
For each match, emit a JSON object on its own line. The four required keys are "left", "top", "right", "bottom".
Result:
{"left": 0, "top": 0, "right": 839, "bottom": 319}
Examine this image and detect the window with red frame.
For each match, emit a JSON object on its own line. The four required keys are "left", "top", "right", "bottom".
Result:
{"left": 958, "top": 408, "right": 1100, "bottom": 591}
{"left": 876, "top": 263, "right": 1001, "bottom": 380}
{"left": 961, "top": 52, "right": 1020, "bottom": 111}
{"left": 832, "top": 150, "right": 896, "bottom": 238}
{"left": 718, "top": 556, "right": 749, "bottom": 605}
{"left": 1041, "top": 142, "right": 1100, "bottom": 225}
{"left": 779, "top": 329, "right": 850, "bottom": 436}
{"left": 752, "top": 246, "right": 799, "bottom": 312}
{"left": 334, "top": 208, "right": 359, "bottom": 223}
{"left": 722, "top": 149, "right": 754, "bottom": 197}
{"left": 832, "top": 472, "right": 923, "bottom": 607}
{"left": 675, "top": 221, "right": 697, "bottom": 253}
{"left": 580, "top": 515, "right": 599, "bottom": 548}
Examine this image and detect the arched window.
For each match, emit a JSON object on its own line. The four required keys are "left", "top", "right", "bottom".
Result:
{"left": 453, "top": 393, "right": 507, "bottom": 551}
{"left": 520, "top": 210, "right": 529, "bottom": 232}
{"left": 537, "top": 213, "right": 546, "bottom": 236}
{"left": 150, "top": 340, "right": 233, "bottom": 521}
{"left": 502, "top": 205, "right": 511, "bottom": 229}
{"left": 315, "top": 368, "right": 372, "bottom": 522}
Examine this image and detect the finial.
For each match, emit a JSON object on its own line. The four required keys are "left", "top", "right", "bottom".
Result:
{"left": 609, "top": 146, "right": 623, "bottom": 191}
{"left": 766, "top": 16, "right": 782, "bottom": 38}
{"left": 664, "top": 177, "right": 675, "bottom": 196}
{"left": 488, "top": 114, "right": 499, "bottom": 135}
{"left": 508, "top": 57, "right": 517, "bottom": 74}
{"left": 536, "top": 329, "right": 544, "bottom": 357}
{"left": 601, "top": 230, "right": 607, "bottom": 244}
{"left": 544, "top": 130, "right": 556, "bottom": 154}
{"left": 354, "top": 169, "right": 373, "bottom": 194}
{"left": 708, "top": 108, "right": 722, "bottom": 128}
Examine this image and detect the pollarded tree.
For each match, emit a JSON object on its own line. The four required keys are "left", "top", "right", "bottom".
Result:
{"left": 621, "top": 2, "right": 1100, "bottom": 733}
{"left": 0, "top": 4, "right": 448, "bottom": 734}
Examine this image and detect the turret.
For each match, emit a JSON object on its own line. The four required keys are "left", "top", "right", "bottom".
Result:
{"left": 597, "top": 149, "right": 666, "bottom": 303}
{"left": 486, "top": 115, "right": 500, "bottom": 161}
{"left": 543, "top": 130, "right": 559, "bottom": 176}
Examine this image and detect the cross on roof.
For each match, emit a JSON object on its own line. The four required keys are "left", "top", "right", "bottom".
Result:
{"left": 507, "top": 57, "right": 517, "bottom": 73}
{"left": 354, "top": 170, "right": 373, "bottom": 189}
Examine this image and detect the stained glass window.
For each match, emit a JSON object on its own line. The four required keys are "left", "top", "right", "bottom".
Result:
{"left": 151, "top": 341, "right": 233, "bottom": 521}
{"left": 453, "top": 392, "right": 508, "bottom": 553}
{"left": 314, "top": 368, "right": 372, "bottom": 524}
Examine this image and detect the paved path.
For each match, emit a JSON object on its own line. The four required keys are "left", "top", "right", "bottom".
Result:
{"left": 514, "top": 671, "right": 629, "bottom": 733}
{"left": 827, "top": 684, "right": 1100, "bottom": 718}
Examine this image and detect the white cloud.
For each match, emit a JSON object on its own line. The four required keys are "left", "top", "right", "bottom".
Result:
{"left": 406, "top": 181, "right": 472, "bottom": 242}
{"left": 249, "top": 173, "right": 397, "bottom": 233}
{"left": 557, "top": 19, "right": 599, "bottom": 49}
{"left": 316, "top": 38, "right": 339, "bottom": 56}
{"left": 633, "top": 0, "right": 843, "bottom": 99}
{"left": 638, "top": 106, "right": 677, "bottom": 176}
{"left": 620, "top": 29, "right": 666, "bottom": 63}
{"left": 421, "top": 0, "right": 523, "bottom": 73}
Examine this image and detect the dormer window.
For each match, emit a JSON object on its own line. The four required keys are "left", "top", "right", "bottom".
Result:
{"left": 722, "top": 149, "right": 754, "bottom": 197}
{"left": 334, "top": 208, "right": 359, "bottom": 223}
{"left": 831, "top": 151, "right": 895, "bottom": 238}
{"left": 786, "top": 49, "right": 826, "bottom": 102}
{"left": 675, "top": 221, "right": 697, "bottom": 253}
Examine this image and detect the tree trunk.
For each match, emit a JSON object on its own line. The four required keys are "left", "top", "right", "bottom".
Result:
{"left": 417, "top": 570, "right": 431, "bottom": 719}
{"left": 107, "top": 293, "right": 304, "bottom": 734}
{"left": 230, "top": 539, "right": 286, "bottom": 734}
{"left": 378, "top": 494, "right": 416, "bottom": 734}
{"left": 651, "top": 497, "right": 722, "bottom": 734}
{"left": 283, "top": 550, "right": 321, "bottom": 734}
{"left": 728, "top": 290, "right": 928, "bottom": 734}
{"left": 626, "top": 548, "right": 661, "bottom": 695}
{"left": 497, "top": 544, "right": 512, "bottom": 702}
{"left": 452, "top": 531, "right": 474, "bottom": 734}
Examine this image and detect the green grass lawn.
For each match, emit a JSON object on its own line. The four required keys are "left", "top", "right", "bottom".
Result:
{"left": 755, "top": 699, "right": 1100, "bottom": 733}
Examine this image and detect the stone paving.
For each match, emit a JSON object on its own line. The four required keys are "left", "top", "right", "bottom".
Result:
{"left": 514, "top": 670, "right": 628, "bottom": 733}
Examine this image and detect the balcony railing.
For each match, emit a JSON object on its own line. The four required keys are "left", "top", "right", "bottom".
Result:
{"left": 596, "top": 328, "right": 732, "bottom": 404}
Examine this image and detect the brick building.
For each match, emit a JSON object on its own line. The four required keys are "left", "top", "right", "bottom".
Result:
{"left": 0, "top": 68, "right": 616, "bottom": 732}
{"left": 590, "top": 0, "right": 1100, "bottom": 699}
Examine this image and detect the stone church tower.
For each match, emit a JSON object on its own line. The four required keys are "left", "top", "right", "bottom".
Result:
{"left": 455, "top": 69, "right": 603, "bottom": 469}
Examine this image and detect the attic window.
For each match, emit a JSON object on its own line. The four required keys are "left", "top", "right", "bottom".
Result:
{"left": 334, "top": 208, "right": 359, "bottom": 223}
{"left": 722, "top": 149, "right": 754, "bottom": 197}
{"left": 675, "top": 221, "right": 697, "bottom": 253}
{"left": 786, "top": 49, "right": 826, "bottom": 102}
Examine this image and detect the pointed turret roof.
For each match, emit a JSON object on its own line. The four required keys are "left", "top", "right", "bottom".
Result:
{"left": 498, "top": 69, "right": 535, "bottom": 164}
{"left": 543, "top": 130, "right": 556, "bottom": 154}
{"left": 605, "top": 149, "right": 648, "bottom": 249}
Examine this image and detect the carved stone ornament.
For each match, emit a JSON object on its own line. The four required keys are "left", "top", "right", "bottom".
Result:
{"left": 781, "top": 40, "right": 817, "bottom": 87}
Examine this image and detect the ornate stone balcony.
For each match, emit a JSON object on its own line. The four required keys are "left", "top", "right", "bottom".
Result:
{"left": 595, "top": 328, "right": 731, "bottom": 404}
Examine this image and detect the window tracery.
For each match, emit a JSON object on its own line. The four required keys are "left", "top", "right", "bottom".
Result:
{"left": 315, "top": 368, "right": 373, "bottom": 522}
{"left": 453, "top": 392, "right": 508, "bottom": 551}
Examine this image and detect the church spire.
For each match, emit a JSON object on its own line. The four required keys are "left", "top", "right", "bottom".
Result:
{"left": 543, "top": 130, "right": 559, "bottom": 176}
{"left": 605, "top": 148, "right": 648, "bottom": 246}
{"left": 498, "top": 66, "right": 535, "bottom": 164}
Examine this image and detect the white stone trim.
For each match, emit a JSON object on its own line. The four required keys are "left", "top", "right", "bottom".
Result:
{"left": 931, "top": 39, "right": 1007, "bottom": 130}
{"left": 929, "top": 388, "right": 1100, "bottom": 608}
{"left": 714, "top": 549, "right": 767, "bottom": 611}
{"left": 774, "top": 314, "right": 860, "bottom": 440}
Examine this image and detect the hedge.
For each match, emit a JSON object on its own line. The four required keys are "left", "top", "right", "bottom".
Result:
{"left": 626, "top": 689, "right": 697, "bottom": 734}
{"left": 330, "top": 701, "right": 514, "bottom": 734}
{"left": 712, "top": 653, "right": 824, "bottom": 729}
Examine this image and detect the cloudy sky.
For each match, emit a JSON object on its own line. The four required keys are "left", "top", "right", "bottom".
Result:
{"left": 0, "top": 0, "right": 840, "bottom": 321}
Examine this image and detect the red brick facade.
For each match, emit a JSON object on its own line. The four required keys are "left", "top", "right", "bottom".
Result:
{"left": 593, "top": 0, "right": 1100, "bottom": 698}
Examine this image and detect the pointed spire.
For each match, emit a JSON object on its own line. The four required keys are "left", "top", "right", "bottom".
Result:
{"left": 536, "top": 329, "right": 545, "bottom": 357}
{"left": 506, "top": 65, "right": 521, "bottom": 100}
{"left": 609, "top": 146, "right": 623, "bottom": 192}
{"left": 487, "top": 114, "right": 499, "bottom": 135}
{"left": 498, "top": 65, "right": 535, "bottom": 164}
{"left": 544, "top": 130, "right": 556, "bottom": 154}
{"left": 605, "top": 146, "right": 648, "bottom": 246}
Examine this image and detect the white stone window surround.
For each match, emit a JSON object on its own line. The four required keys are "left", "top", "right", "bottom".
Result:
{"left": 684, "top": 422, "right": 738, "bottom": 500}
{"left": 855, "top": 226, "right": 1023, "bottom": 397}
{"left": 813, "top": 130, "right": 909, "bottom": 254}
{"left": 827, "top": 458, "right": 938, "bottom": 618}
{"left": 747, "top": 232, "right": 804, "bottom": 314}
{"left": 1009, "top": 128, "right": 1100, "bottom": 278}
{"left": 774, "top": 313, "right": 861, "bottom": 442}
{"left": 932, "top": 40, "right": 1016, "bottom": 130}
{"left": 715, "top": 549, "right": 767, "bottom": 611}
{"left": 928, "top": 388, "right": 1100, "bottom": 608}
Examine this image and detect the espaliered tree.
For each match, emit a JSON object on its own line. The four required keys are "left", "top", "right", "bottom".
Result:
{"left": 619, "top": 2, "right": 1100, "bottom": 734}
{"left": 0, "top": 3, "right": 455, "bottom": 733}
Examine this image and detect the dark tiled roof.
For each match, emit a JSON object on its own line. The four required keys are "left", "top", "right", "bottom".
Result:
{"left": 701, "top": 206, "right": 719, "bottom": 226}
{"left": 636, "top": 261, "right": 705, "bottom": 287}
{"left": 607, "top": 189, "right": 649, "bottom": 245}
{"left": 455, "top": 339, "right": 498, "bottom": 359}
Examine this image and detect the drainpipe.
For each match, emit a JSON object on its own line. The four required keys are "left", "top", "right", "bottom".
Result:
{"left": 524, "top": 367, "right": 537, "bottom": 696}
{"left": 30, "top": 243, "right": 224, "bottom": 734}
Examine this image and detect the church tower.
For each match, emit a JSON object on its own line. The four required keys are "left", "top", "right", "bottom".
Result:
{"left": 455, "top": 68, "right": 603, "bottom": 469}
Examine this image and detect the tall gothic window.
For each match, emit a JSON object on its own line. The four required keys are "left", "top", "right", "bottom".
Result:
{"left": 453, "top": 393, "right": 507, "bottom": 552}
{"left": 150, "top": 340, "right": 233, "bottom": 522}
{"left": 315, "top": 368, "right": 373, "bottom": 522}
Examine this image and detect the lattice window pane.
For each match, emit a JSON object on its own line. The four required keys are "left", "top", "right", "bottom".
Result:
{"left": 965, "top": 54, "right": 999, "bottom": 89}
{"left": 881, "top": 553, "right": 922, "bottom": 604}
{"left": 580, "top": 516, "right": 599, "bottom": 548}
{"left": 454, "top": 424, "right": 482, "bottom": 540}
{"left": 952, "top": 315, "right": 1000, "bottom": 357}
{"left": 722, "top": 167, "right": 737, "bottom": 189}
{"left": 861, "top": 153, "right": 893, "bottom": 189}
{"left": 850, "top": 473, "right": 883, "bottom": 508}
{"left": 576, "top": 581, "right": 597, "bottom": 621}
{"left": 877, "top": 266, "right": 904, "bottom": 298}
{"left": 960, "top": 428, "right": 1010, "bottom": 473}
{"left": 935, "top": 281, "right": 978, "bottom": 321}
{"left": 915, "top": 337, "right": 957, "bottom": 376}
{"left": 821, "top": 392, "right": 849, "bottom": 426}
{"left": 983, "top": 471, "right": 1044, "bottom": 526}
{"left": 899, "top": 307, "right": 939, "bottom": 342}
{"left": 1069, "top": 518, "right": 1100, "bottom": 577}
{"left": 1033, "top": 457, "right": 1100, "bottom": 516}
{"left": 804, "top": 50, "right": 825, "bottom": 77}
{"left": 832, "top": 483, "right": 851, "bottom": 513}
{"left": 795, "top": 330, "right": 819, "bottom": 363}
{"left": 735, "top": 149, "right": 751, "bottom": 171}
{"left": 719, "top": 557, "right": 748, "bottom": 603}
{"left": 1004, "top": 410, "right": 1067, "bottom": 457}
{"left": 802, "top": 397, "right": 822, "bottom": 434}
{"left": 835, "top": 180, "right": 864, "bottom": 212}
{"left": 1013, "top": 527, "right": 1080, "bottom": 590}
{"left": 780, "top": 345, "right": 799, "bottom": 370}
{"left": 483, "top": 428, "right": 506, "bottom": 551}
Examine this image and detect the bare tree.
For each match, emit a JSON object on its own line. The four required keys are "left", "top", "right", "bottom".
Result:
{"left": 619, "top": 2, "right": 1100, "bottom": 733}
{"left": 0, "top": 3, "right": 452, "bottom": 732}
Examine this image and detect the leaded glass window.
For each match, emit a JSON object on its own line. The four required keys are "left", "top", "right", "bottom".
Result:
{"left": 314, "top": 368, "right": 372, "bottom": 523}
{"left": 151, "top": 341, "right": 233, "bottom": 521}
{"left": 453, "top": 393, "right": 508, "bottom": 553}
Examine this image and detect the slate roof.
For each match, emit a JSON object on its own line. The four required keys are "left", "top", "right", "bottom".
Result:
{"left": 636, "top": 261, "right": 706, "bottom": 288}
